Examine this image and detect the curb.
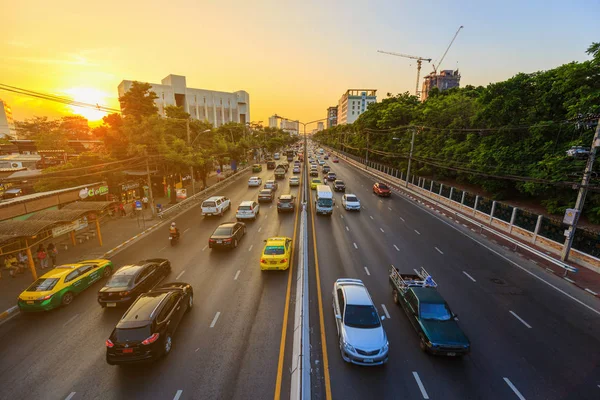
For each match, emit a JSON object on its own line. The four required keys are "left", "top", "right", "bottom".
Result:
{"left": 0, "top": 305, "right": 19, "bottom": 324}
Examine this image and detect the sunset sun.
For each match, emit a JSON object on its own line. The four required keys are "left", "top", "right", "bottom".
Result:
{"left": 64, "top": 87, "right": 109, "bottom": 121}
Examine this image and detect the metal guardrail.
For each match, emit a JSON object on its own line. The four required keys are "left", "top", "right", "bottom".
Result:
{"left": 330, "top": 148, "right": 580, "bottom": 275}
{"left": 156, "top": 166, "right": 250, "bottom": 219}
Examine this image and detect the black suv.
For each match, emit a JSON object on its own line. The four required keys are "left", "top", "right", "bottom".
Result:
{"left": 106, "top": 282, "right": 193, "bottom": 365}
{"left": 333, "top": 180, "right": 346, "bottom": 192}
{"left": 98, "top": 259, "right": 171, "bottom": 308}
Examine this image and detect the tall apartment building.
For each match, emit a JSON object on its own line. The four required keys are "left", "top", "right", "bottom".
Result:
{"left": 337, "top": 90, "right": 377, "bottom": 125}
{"left": 421, "top": 70, "right": 461, "bottom": 101}
{"left": 118, "top": 74, "right": 250, "bottom": 127}
{"left": 281, "top": 120, "right": 299, "bottom": 135}
{"left": 0, "top": 100, "right": 16, "bottom": 139}
{"left": 268, "top": 116, "right": 279, "bottom": 128}
{"left": 317, "top": 122, "right": 324, "bottom": 131}
{"left": 327, "top": 106, "right": 338, "bottom": 128}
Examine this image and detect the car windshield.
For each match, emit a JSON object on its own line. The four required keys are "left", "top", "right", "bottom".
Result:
{"left": 336, "top": 181, "right": 344, "bottom": 185}
{"left": 378, "top": 184, "right": 389, "bottom": 190}
{"left": 26, "top": 278, "right": 59, "bottom": 292}
{"left": 280, "top": 198, "right": 292, "bottom": 203}
{"left": 420, "top": 303, "right": 452, "bottom": 321}
{"left": 239, "top": 205, "right": 251, "bottom": 210}
{"left": 115, "top": 326, "right": 151, "bottom": 342}
{"left": 203, "top": 201, "right": 216, "bottom": 207}
{"left": 105, "top": 274, "right": 133, "bottom": 288}
{"left": 313, "top": 180, "right": 322, "bottom": 184}
{"left": 344, "top": 305, "right": 381, "bottom": 329}
{"left": 213, "top": 227, "right": 233, "bottom": 236}
{"left": 317, "top": 198, "right": 333, "bottom": 206}
{"left": 260, "top": 190, "right": 271, "bottom": 195}
{"left": 264, "top": 246, "right": 285, "bottom": 255}
{"left": 346, "top": 196, "right": 358, "bottom": 202}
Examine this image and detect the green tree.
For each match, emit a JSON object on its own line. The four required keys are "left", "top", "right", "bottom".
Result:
{"left": 119, "top": 81, "right": 159, "bottom": 120}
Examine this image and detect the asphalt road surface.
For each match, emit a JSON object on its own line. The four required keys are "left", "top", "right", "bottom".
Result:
{"left": 0, "top": 166, "right": 302, "bottom": 400}
{"left": 307, "top": 149, "right": 600, "bottom": 400}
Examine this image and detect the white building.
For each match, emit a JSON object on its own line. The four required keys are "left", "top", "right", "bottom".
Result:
{"left": 281, "top": 120, "right": 299, "bottom": 135}
{"left": 0, "top": 100, "right": 16, "bottom": 139}
{"left": 337, "top": 89, "right": 377, "bottom": 125}
{"left": 118, "top": 74, "right": 249, "bottom": 127}
{"left": 268, "top": 116, "right": 279, "bottom": 128}
{"left": 317, "top": 122, "right": 324, "bottom": 131}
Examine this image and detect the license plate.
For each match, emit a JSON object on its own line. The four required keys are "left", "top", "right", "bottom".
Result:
{"left": 217, "top": 240, "right": 223, "bottom": 244}
{"left": 447, "top": 352, "right": 456, "bottom": 357}
{"left": 363, "top": 359, "right": 374, "bottom": 363}
{"left": 107, "top": 303, "right": 117, "bottom": 307}
{"left": 122, "top": 348, "right": 133, "bottom": 353}
{"left": 270, "top": 261, "right": 277, "bottom": 264}
{"left": 26, "top": 301, "right": 34, "bottom": 305}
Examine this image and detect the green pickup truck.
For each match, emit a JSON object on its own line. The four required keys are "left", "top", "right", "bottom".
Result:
{"left": 389, "top": 266, "right": 470, "bottom": 356}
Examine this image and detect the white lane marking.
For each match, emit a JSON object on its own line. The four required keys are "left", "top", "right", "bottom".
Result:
{"left": 503, "top": 378, "right": 526, "bottom": 400}
{"left": 509, "top": 311, "right": 532, "bottom": 329}
{"left": 563, "top": 277, "right": 575, "bottom": 283}
{"left": 398, "top": 197, "right": 600, "bottom": 317}
{"left": 353, "top": 242, "right": 358, "bottom": 249}
{"left": 380, "top": 228, "right": 385, "bottom": 233}
{"left": 345, "top": 226, "right": 349, "bottom": 231}
{"left": 210, "top": 312, "right": 221, "bottom": 328}
{"left": 336, "top": 205, "right": 339, "bottom": 209}
{"left": 173, "top": 390, "right": 183, "bottom": 400}
{"left": 258, "top": 227, "right": 262, "bottom": 232}
{"left": 388, "top": 207, "right": 392, "bottom": 211}
{"left": 340, "top": 215, "right": 344, "bottom": 219}
{"left": 269, "top": 205, "right": 272, "bottom": 208}
{"left": 265, "top": 215, "right": 268, "bottom": 219}
{"left": 462, "top": 271, "right": 476, "bottom": 282}
{"left": 412, "top": 372, "right": 429, "bottom": 399}
{"left": 234, "top": 270, "right": 241, "bottom": 280}
{"left": 393, "top": 245, "right": 400, "bottom": 251}
{"left": 364, "top": 267, "right": 370, "bottom": 276}
{"left": 369, "top": 215, "right": 374, "bottom": 220}
{"left": 381, "top": 304, "right": 391, "bottom": 319}
{"left": 175, "top": 270, "right": 186, "bottom": 280}
{"left": 400, "top": 217, "right": 405, "bottom": 222}
{"left": 471, "top": 228, "right": 476, "bottom": 232}
{"left": 184, "top": 228, "right": 191, "bottom": 234}
{"left": 248, "top": 244, "right": 253, "bottom": 251}
{"left": 435, "top": 247, "right": 444, "bottom": 254}
{"left": 63, "top": 314, "right": 79, "bottom": 327}
{"left": 195, "top": 348, "right": 200, "bottom": 352}
{"left": 159, "top": 246, "right": 167, "bottom": 252}
{"left": 65, "top": 392, "right": 76, "bottom": 400}
{"left": 462, "top": 224, "right": 468, "bottom": 228}
{"left": 202, "top": 245, "right": 208, "bottom": 251}
{"left": 414, "top": 229, "right": 421, "bottom": 235}
{"left": 585, "top": 288, "right": 598, "bottom": 296}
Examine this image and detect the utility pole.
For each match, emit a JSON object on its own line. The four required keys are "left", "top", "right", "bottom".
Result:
{"left": 561, "top": 118, "right": 600, "bottom": 261}
{"left": 405, "top": 127, "right": 417, "bottom": 187}
{"left": 365, "top": 131, "right": 369, "bottom": 169}
{"left": 145, "top": 150, "right": 156, "bottom": 217}
{"left": 186, "top": 120, "right": 196, "bottom": 195}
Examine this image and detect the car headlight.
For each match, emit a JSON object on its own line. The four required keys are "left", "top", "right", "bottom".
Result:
{"left": 426, "top": 341, "right": 433, "bottom": 348}
{"left": 343, "top": 341, "right": 355, "bottom": 353}
{"left": 382, "top": 342, "right": 389, "bottom": 352}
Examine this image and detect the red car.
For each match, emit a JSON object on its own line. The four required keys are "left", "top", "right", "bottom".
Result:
{"left": 332, "top": 157, "right": 339, "bottom": 163}
{"left": 373, "top": 182, "right": 391, "bottom": 197}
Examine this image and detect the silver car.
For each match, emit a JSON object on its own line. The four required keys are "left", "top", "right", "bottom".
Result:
{"left": 332, "top": 279, "right": 389, "bottom": 365}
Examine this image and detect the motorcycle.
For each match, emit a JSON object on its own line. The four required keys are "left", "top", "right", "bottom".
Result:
{"left": 169, "top": 233, "right": 180, "bottom": 246}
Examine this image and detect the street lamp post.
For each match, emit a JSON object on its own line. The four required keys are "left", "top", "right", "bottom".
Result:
{"left": 188, "top": 127, "right": 211, "bottom": 195}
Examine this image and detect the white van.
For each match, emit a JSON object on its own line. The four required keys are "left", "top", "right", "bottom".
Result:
{"left": 315, "top": 185, "right": 334, "bottom": 216}
{"left": 201, "top": 196, "right": 231, "bottom": 217}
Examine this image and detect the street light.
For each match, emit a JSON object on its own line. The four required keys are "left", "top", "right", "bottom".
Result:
{"left": 189, "top": 128, "right": 211, "bottom": 195}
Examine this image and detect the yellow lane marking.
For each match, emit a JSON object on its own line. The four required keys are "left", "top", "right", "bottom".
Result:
{"left": 309, "top": 183, "right": 333, "bottom": 400}
{"left": 274, "top": 165, "right": 303, "bottom": 400}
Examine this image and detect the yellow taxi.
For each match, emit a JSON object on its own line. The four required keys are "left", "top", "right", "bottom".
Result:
{"left": 311, "top": 178, "right": 323, "bottom": 190}
{"left": 17, "top": 259, "right": 113, "bottom": 312}
{"left": 260, "top": 237, "right": 293, "bottom": 271}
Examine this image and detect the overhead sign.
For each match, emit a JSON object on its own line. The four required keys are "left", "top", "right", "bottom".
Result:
{"left": 563, "top": 208, "right": 579, "bottom": 225}
{"left": 79, "top": 186, "right": 109, "bottom": 199}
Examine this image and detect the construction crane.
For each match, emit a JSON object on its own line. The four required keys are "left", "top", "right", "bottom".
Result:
{"left": 377, "top": 50, "right": 432, "bottom": 97}
{"left": 432, "top": 25, "right": 464, "bottom": 75}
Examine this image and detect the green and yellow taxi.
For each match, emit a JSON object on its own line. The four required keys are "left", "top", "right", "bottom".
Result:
{"left": 260, "top": 237, "right": 292, "bottom": 271}
{"left": 17, "top": 259, "right": 113, "bottom": 312}
{"left": 311, "top": 178, "right": 323, "bottom": 190}
{"left": 252, "top": 164, "right": 263, "bottom": 172}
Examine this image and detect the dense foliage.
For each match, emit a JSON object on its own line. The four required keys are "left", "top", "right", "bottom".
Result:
{"left": 315, "top": 43, "right": 600, "bottom": 222}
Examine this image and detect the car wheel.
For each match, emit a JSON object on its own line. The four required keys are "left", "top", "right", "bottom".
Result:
{"left": 392, "top": 289, "right": 399, "bottom": 305}
{"left": 163, "top": 334, "right": 173, "bottom": 357}
{"left": 61, "top": 292, "right": 74, "bottom": 306}
{"left": 234, "top": 239, "right": 238, "bottom": 248}
{"left": 103, "top": 266, "right": 112, "bottom": 278}
{"left": 243, "top": 227, "right": 247, "bottom": 235}
{"left": 186, "top": 294, "right": 193, "bottom": 312}
{"left": 419, "top": 336, "right": 427, "bottom": 353}
{"left": 220, "top": 210, "right": 224, "bottom": 217}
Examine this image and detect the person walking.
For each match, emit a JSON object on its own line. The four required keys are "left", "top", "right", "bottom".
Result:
{"left": 142, "top": 196, "right": 149, "bottom": 210}
{"left": 118, "top": 202, "right": 126, "bottom": 217}
{"left": 47, "top": 243, "right": 58, "bottom": 267}
{"left": 37, "top": 245, "right": 48, "bottom": 270}
{"left": 17, "top": 251, "right": 28, "bottom": 274}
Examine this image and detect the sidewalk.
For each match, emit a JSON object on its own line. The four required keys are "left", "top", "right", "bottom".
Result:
{"left": 0, "top": 172, "right": 224, "bottom": 315}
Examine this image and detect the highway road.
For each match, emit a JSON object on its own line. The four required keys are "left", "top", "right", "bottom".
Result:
{"left": 307, "top": 148, "right": 600, "bottom": 400}
{"left": 0, "top": 166, "right": 302, "bottom": 400}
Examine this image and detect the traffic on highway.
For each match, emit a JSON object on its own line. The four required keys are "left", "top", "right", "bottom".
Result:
{"left": 0, "top": 140, "right": 599, "bottom": 400}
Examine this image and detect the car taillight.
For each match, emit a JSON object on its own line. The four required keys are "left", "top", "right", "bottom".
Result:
{"left": 224, "top": 238, "right": 232, "bottom": 242}
{"left": 260, "top": 259, "right": 267, "bottom": 264}
{"left": 141, "top": 333, "right": 160, "bottom": 345}
{"left": 106, "top": 339, "right": 114, "bottom": 348}
{"left": 280, "top": 259, "right": 288, "bottom": 264}
{"left": 38, "top": 294, "right": 53, "bottom": 301}
{"left": 209, "top": 238, "right": 216, "bottom": 243}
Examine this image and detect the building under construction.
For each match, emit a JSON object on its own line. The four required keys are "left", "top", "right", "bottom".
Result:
{"left": 421, "top": 70, "right": 461, "bottom": 101}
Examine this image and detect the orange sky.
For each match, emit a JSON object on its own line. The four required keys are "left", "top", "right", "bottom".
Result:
{"left": 1, "top": 0, "right": 596, "bottom": 129}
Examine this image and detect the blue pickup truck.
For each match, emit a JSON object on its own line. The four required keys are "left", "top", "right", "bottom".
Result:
{"left": 389, "top": 266, "right": 470, "bottom": 356}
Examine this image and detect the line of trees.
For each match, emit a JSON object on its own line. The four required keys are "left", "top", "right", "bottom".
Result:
{"left": 315, "top": 43, "right": 600, "bottom": 222}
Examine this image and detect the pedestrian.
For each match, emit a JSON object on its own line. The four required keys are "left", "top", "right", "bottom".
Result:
{"left": 48, "top": 243, "right": 58, "bottom": 267}
{"left": 118, "top": 202, "right": 126, "bottom": 217}
{"left": 4, "top": 254, "right": 19, "bottom": 277}
{"left": 37, "top": 245, "right": 48, "bottom": 270}
{"left": 143, "top": 195, "right": 149, "bottom": 209}
{"left": 17, "top": 251, "right": 28, "bottom": 274}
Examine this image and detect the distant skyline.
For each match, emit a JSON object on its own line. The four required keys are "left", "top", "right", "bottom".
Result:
{"left": 1, "top": 0, "right": 597, "bottom": 129}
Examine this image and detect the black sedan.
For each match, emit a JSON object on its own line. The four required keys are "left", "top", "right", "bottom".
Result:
{"left": 208, "top": 222, "right": 246, "bottom": 249}
{"left": 106, "top": 282, "right": 193, "bottom": 365}
{"left": 277, "top": 194, "right": 295, "bottom": 213}
{"left": 98, "top": 259, "right": 171, "bottom": 308}
{"left": 333, "top": 180, "right": 346, "bottom": 192}
{"left": 258, "top": 188, "right": 275, "bottom": 202}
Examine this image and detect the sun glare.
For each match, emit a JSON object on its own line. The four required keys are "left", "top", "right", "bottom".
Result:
{"left": 64, "top": 87, "right": 109, "bottom": 122}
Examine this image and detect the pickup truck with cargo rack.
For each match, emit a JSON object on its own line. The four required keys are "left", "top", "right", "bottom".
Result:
{"left": 274, "top": 165, "right": 286, "bottom": 179}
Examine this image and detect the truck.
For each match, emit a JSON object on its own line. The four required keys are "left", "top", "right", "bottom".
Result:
{"left": 315, "top": 185, "right": 334, "bottom": 215}
{"left": 274, "top": 165, "right": 286, "bottom": 179}
{"left": 388, "top": 266, "right": 470, "bottom": 356}
{"left": 286, "top": 150, "right": 294, "bottom": 162}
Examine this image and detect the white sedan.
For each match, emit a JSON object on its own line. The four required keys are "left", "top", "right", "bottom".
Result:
{"left": 248, "top": 177, "right": 262, "bottom": 187}
{"left": 342, "top": 194, "right": 361, "bottom": 211}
